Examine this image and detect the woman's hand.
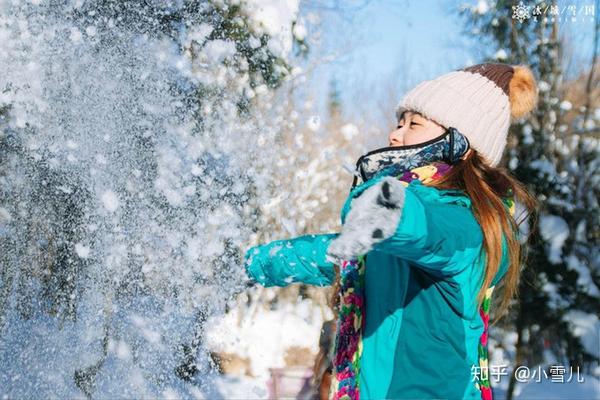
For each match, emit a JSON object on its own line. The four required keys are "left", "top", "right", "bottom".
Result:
{"left": 326, "top": 177, "right": 406, "bottom": 265}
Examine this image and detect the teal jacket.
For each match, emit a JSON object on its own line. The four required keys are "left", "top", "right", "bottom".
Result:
{"left": 244, "top": 178, "right": 510, "bottom": 399}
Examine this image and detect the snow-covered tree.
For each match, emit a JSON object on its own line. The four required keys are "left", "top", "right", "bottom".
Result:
{"left": 459, "top": 1, "right": 600, "bottom": 397}
{"left": 0, "top": 0, "right": 310, "bottom": 396}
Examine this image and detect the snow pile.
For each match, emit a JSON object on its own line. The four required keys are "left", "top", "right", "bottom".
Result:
{"left": 205, "top": 293, "right": 332, "bottom": 379}
{"left": 538, "top": 214, "right": 569, "bottom": 264}
{"left": 562, "top": 310, "right": 600, "bottom": 360}
{"left": 565, "top": 254, "right": 600, "bottom": 297}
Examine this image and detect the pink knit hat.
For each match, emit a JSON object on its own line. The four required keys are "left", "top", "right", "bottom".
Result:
{"left": 395, "top": 63, "right": 539, "bottom": 167}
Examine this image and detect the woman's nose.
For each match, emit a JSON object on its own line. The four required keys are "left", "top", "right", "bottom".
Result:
{"left": 389, "top": 126, "right": 405, "bottom": 146}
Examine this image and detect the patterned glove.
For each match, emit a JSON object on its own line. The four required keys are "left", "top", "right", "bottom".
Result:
{"left": 326, "top": 176, "right": 406, "bottom": 265}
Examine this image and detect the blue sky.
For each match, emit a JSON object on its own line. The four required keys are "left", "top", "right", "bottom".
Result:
{"left": 300, "top": 0, "right": 470, "bottom": 124}
{"left": 297, "top": 0, "right": 597, "bottom": 129}
{"left": 317, "top": 1, "right": 474, "bottom": 86}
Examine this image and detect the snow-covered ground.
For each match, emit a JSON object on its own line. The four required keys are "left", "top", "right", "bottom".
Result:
{"left": 207, "top": 294, "right": 600, "bottom": 399}
{"left": 205, "top": 291, "right": 331, "bottom": 378}
{"left": 1, "top": 285, "right": 598, "bottom": 399}
{"left": 0, "top": 287, "right": 327, "bottom": 399}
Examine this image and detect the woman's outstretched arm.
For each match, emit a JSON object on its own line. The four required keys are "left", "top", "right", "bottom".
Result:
{"left": 326, "top": 176, "right": 509, "bottom": 279}
{"left": 369, "top": 181, "right": 485, "bottom": 277}
{"left": 243, "top": 232, "right": 340, "bottom": 287}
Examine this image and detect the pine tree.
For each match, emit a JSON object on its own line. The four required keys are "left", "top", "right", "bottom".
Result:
{"left": 459, "top": 1, "right": 600, "bottom": 398}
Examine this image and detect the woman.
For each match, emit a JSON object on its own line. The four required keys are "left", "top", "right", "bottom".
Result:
{"left": 243, "top": 63, "right": 539, "bottom": 399}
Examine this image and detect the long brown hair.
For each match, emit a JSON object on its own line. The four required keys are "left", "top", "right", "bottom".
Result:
{"left": 330, "top": 149, "right": 539, "bottom": 326}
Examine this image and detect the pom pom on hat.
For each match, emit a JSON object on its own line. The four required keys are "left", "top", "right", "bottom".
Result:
{"left": 394, "top": 62, "right": 540, "bottom": 167}
{"left": 509, "top": 65, "right": 539, "bottom": 119}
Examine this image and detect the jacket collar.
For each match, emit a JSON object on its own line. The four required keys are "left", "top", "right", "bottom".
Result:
{"left": 409, "top": 180, "right": 516, "bottom": 214}
{"left": 340, "top": 165, "right": 470, "bottom": 225}
{"left": 341, "top": 163, "right": 514, "bottom": 224}
{"left": 407, "top": 179, "right": 472, "bottom": 208}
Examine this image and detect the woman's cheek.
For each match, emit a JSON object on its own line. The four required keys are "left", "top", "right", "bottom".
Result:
{"left": 405, "top": 131, "right": 422, "bottom": 145}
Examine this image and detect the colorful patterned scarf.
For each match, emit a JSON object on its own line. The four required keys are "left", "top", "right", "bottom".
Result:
{"left": 330, "top": 161, "right": 515, "bottom": 400}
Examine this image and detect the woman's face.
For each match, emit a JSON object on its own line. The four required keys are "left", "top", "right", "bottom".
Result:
{"left": 388, "top": 110, "right": 446, "bottom": 147}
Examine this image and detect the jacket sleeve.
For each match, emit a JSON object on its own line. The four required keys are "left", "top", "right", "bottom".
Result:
{"left": 370, "top": 185, "right": 485, "bottom": 278}
{"left": 243, "top": 233, "right": 340, "bottom": 287}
